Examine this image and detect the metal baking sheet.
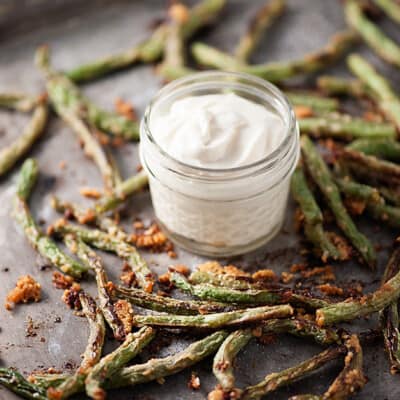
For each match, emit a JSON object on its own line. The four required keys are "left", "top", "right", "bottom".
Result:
{"left": 1, "top": 1, "right": 400, "bottom": 399}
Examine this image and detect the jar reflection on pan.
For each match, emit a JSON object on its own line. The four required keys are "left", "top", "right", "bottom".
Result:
{"left": 140, "top": 71, "right": 300, "bottom": 257}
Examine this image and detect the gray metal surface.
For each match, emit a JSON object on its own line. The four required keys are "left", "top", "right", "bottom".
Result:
{"left": 0, "top": 1, "right": 399, "bottom": 399}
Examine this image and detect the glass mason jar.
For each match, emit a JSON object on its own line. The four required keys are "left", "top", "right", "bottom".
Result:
{"left": 140, "top": 71, "right": 299, "bottom": 257}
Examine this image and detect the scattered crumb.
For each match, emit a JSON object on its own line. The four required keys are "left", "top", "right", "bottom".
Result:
{"left": 130, "top": 221, "right": 175, "bottom": 255}
{"left": 169, "top": 3, "right": 189, "bottom": 22}
{"left": 167, "top": 250, "right": 177, "bottom": 259}
{"left": 300, "top": 266, "right": 336, "bottom": 282}
{"left": 26, "top": 317, "right": 39, "bottom": 337}
{"left": 208, "top": 385, "right": 242, "bottom": 400}
{"left": 50, "top": 218, "right": 67, "bottom": 235}
{"left": 77, "top": 209, "right": 97, "bottom": 225}
{"left": 120, "top": 263, "right": 137, "bottom": 287}
{"left": 52, "top": 271, "right": 74, "bottom": 290}
{"left": 79, "top": 187, "right": 102, "bottom": 199}
{"left": 136, "top": 164, "right": 143, "bottom": 172}
{"left": 252, "top": 269, "right": 277, "bottom": 282}
{"left": 62, "top": 283, "right": 82, "bottom": 310}
{"left": 294, "top": 105, "right": 313, "bottom": 119}
{"left": 169, "top": 264, "right": 190, "bottom": 276}
{"left": 137, "top": 230, "right": 167, "bottom": 248}
{"left": 290, "top": 264, "right": 307, "bottom": 273}
{"left": 106, "top": 281, "right": 116, "bottom": 294}
{"left": 114, "top": 299, "right": 134, "bottom": 334}
{"left": 144, "top": 279, "right": 154, "bottom": 293}
{"left": 208, "top": 387, "right": 225, "bottom": 400}
{"left": 133, "top": 220, "right": 144, "bottom": 230}
{"left": 115, "top": 97, "right": 138, "bottom": 121}
{"left": 280, "top": 271, "right": 294, "bottom": 284}
{"left": 158, "top": 272, "right": 171, "bottom": 285}
{"left": 317, "top": 283, "right": 344, "bottom": 296}
{"left": 188, "top": 372, "right": 201, "bottom": 390}
{"left": 327, "top": 232, "right": 352, "bottom": 261}
{"left": 59, "top": 160, "right": 66, "bottom": 170}
{"left": 5, "top": 275, "right": 41, "bottom": 310}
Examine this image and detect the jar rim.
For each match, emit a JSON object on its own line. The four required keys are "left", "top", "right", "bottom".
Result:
{"left": 141, "top": 70, "right": 297, "bottom": 177}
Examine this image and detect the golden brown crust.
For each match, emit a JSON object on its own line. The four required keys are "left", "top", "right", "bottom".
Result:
{"left": 252, "top": 269, "right": 278, "bottom": 282}
{"left": 114, "top": 299, "right": 134, "bottom": 335}
{"left": 197, "top": 261, "right": 249, "bottom": 277}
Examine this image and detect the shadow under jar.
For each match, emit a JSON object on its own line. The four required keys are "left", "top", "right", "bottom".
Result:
{"left": 140, "top": 71, "right": 299, "bottom": 257}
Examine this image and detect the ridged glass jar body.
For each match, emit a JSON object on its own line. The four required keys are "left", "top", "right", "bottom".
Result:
{"left": 140, "top": 71, "right": 299, "bottom": 257}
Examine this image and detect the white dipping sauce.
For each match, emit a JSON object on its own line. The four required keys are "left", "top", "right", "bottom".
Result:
{"left": 141, "top": 79, "right": 299, "bottom": 256}
{"left": 150, "top": 93, "right": 285, "bottom": 169}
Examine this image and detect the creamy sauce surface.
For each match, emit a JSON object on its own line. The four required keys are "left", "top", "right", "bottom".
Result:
{"left": 150, "top": 93, "right": 285, "bottom": 169}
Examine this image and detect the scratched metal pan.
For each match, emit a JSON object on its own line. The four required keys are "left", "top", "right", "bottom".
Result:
{"left": 0, "top": 0, "right": 400, "bottom": 399}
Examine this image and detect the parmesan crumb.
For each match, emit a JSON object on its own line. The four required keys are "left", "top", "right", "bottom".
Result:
{"left": 208, "top": 388, "right": 225, "bottom": 400}
{"left": 301, "top": 266, "right": 336, "bottom": 281}
{"left": 252, "top": 269, "right": 277, "bottom": 282}
{"left": 5, "top": 275, "right": 41, "bottom": 310}
{"left": 79, "top": 187, "right": 102, "bottom": 199}
{"left": 280, "top": 271, "right": 294, "bottom": 284}
{"left": 188, "top": 372, "right": 201, "bottom": 390}
{"left": 52, "top": 271, "right": 75, "bottom": 290}
{"left": 169, "top": 264, "right": 190, "bottom": 276}
{"left": 158, "top": 272, "right": 171, "bottom": 286}
{"left": 62, "top": 283, "right": 82, "bottom": 310}
{"left": 131, "top": 221, "right": 175, "bottom": 255}
{"left": 120, "top": 263, "right": 137, "bottom": 287}
{"left": 294, "top": 105, "right": 314, "bottom": 119}
{"left": 317, "top": 283, "right": 344, "bottom": 296}
{"left": 169, "top": 3, "right": 189, "bottom": 23}
{"left": 115, "top": 97, "right": 138, "bottom": 121}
